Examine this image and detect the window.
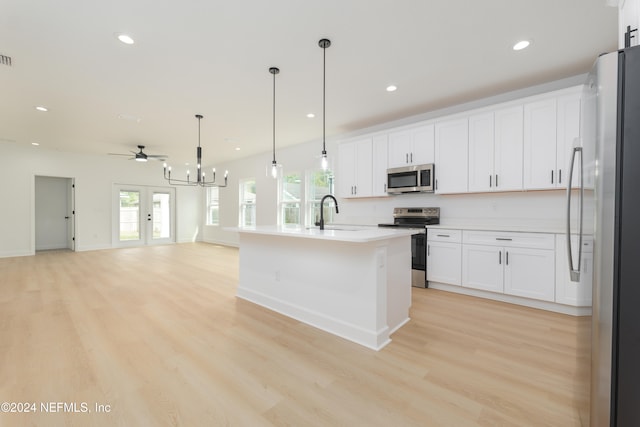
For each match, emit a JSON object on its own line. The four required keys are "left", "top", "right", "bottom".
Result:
{"left": 280, "top": 172, "right": 302, "bottom": 227}
{"left": 306, "top": 169, "right": 335, "bottom": 227}
{"left": 239, "top": 178, "right": 256, "bottom": 227}
{"left": 206, "top": 187, "right": 219, "bottom": 226}
{"left": 119, "top": 190, "right": 140, "bottom": 241}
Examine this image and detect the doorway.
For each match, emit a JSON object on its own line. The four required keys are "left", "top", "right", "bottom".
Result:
{"left": 113, "top": 185, "right": 176, "bottom": 247}
{"left": 34, "top": 176, "right": 75, "bottom": 251}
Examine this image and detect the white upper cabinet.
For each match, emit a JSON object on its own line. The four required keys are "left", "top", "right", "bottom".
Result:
{"left": 494, "top": 106, "right": 524, "bottom": 191}
{"left": 524, "top": 98, "right": 558, "bottom": 189}
{"left": 435, "top": 118, "right": 468, "bottom": 194}
{"left": 523, "top": 89, "right": 581, "bottom": 190}
{"left": 372, "top": 134, "right": 389, "bottom": 197}
{"left": 387, "top": 124, "right": 434, "bottom": 168}
{"left": 556, "top": 92, "right": 581, "bottom": 188}
{"left": 337, "top": 137, "right": 373, "bottom": 198}
{"left": 468, "top": 106, "right": 523, "bottom": 193}
{"left": 468, "top": 112, "right": 494, "bottom": 192}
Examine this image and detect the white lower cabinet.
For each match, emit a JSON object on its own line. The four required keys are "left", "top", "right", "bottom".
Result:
{"left": 555, "top": 234, "right": 593, "bottom": 306}
{"left": 503, "top": 247, "right": 555, "bottom": 301}
{"left": 461, "top": 231, "right": 556, "bottom": 302}
{"left": 462, "top": 244, "right": 504, "bottom": 292}
{"left": 426, "top": 229, "right": 462, "bottom": 286}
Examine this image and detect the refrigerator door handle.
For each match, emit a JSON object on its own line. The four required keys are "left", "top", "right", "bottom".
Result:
{"left": 566, "top": 142, "right": 584, "bottom": 282}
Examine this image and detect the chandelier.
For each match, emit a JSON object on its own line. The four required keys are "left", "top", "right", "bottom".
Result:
{"left": 163, "top": 114, "right": 228, "bottom": 187}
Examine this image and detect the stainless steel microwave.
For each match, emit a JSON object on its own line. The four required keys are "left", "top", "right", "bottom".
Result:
{"left": 386, "top": 164, "right": 434, "bottom": 194}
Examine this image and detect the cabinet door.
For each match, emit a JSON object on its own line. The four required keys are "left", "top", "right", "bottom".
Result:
{"left": 435, "top": 118, "right": 469, "bottom": 194}
{"left": 387, "top": 130, "right": 412, "bottom": 168}
{"left": 462, "top": 244, "right": 504, "bottom": 292}
{"left": 411, "top": 124, "right": 435, "bottom": 165}
{"left": 503, "top": 247, "right": 555, "bottom": 301}
{"left": 494, "top": 105, "right": 524, "bottom": 192}
{"left": 523, "top": 98, "right": 557, "bottom": 190}
{"left": 556, "top": 92, "right": 581, "bottom": 188}
{"left": 468, "top": 112, "right": 494, "bottom": 192}
{"left": 372, "top": 134, "right": 389, "bottom": 197}
{"left": 353, "top": 138, "right": 372, "bottom": 197}
{"left": 427, "top": 241, "right": 462, "bottom": 286}
{"left": 337, "top": 142, "right": 356, "bottom": 198}
{"left": 555, "top": 234, "right": 593, "bottom": 306}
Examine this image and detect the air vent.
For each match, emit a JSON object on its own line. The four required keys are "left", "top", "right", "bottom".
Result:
{"left": 1, "top": 54, "right": 12, "bottom": 66}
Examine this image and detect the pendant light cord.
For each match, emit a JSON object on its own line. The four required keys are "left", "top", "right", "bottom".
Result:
{"left": 273, "top": 69, "right": 276, "bottom": 163}
{"left": 196, "top": 114, "right": 202, "bottom": 148}
{"left": 322, "top": 44, "right": 326, "bottom": 152}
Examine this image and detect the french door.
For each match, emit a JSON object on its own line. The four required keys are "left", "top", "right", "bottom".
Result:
{"left": 113, "top": 185, "right": 175, "bottom": 247}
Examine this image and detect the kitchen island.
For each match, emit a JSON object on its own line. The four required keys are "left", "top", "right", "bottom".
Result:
{"left": 234, "top": 226, "right": 415, "bottom": 350}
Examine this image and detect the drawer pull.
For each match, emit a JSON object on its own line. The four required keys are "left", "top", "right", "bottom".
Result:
{"left": 436, "top": 234, "right": 450, "bottom": 237}
{"left": 496, "top": 238, "right": 513, "bottom": 241}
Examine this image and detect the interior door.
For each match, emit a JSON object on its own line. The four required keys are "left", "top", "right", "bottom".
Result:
{"left": 114, "top": 185, "right": 175, "bottom": 247}
{"left": 35, "top": 176, "right": 75, "bottom": 251}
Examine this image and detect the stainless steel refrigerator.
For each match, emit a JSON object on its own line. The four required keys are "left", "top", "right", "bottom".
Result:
{"left": 570, "top": 45, "right": 640, "bottom": 426}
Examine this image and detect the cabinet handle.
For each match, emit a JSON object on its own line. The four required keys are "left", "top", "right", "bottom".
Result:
{"left": 489, "top": 175, "right": 492, "bottom": 187}
{"left": 495, "top": 238, "right": 512, "bottom": 241}
{"left": 551, "top": 170, "right": 554, "bottom": 184}
{"left": 506, "top": 251, "right": 509, "bottom": 265}
{"left": 410, "top": 152, "right": 413, "bottom": 163}
{"left": 354, "top": 185, "right": 357, "bottom": 195}
{"left": 495, "top": 174, "right": 499, "bottom": 187}
{"left": 427, "top": 244, "right": 430, "bottom": 256}
{"left": 559, "top": 169, "right": 562, "bottom": 184}
{"left": 499, "top": 251, "right": 502, "bottom": 265}
{"left": 436, "top": 234, "right": 450, "bottom": 237}
{"left": 435, "top": 179, "right": 438, "bottom": 191}
{"left": 384, "top": 183, "right": 387, "bottom": 192}
{"left": 406, "top": 153, "right": 409, "bottom": 163}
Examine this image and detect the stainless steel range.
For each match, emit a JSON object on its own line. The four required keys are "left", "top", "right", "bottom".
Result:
{"left": 379, "top": 207, "right": 440, "bottom": 288}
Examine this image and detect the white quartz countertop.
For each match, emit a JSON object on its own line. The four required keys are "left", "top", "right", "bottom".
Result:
{"left": 425, "top": 224, "right": 573, "bottom": 234}
{"left": 230, "top": 225, "right": 416, "bottom": 243}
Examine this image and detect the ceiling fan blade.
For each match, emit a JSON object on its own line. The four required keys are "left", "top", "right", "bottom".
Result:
{"left": 108, "top": 153, "right": 132, "bottom": 156}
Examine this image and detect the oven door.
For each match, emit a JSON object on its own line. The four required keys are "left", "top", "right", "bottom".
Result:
{"left": 411, "top": 232, "right": 427, "bottom": 288}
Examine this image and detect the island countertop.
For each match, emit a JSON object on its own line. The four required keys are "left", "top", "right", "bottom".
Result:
{"left": 230, "top": 225, "right": 416, "bottom": 243}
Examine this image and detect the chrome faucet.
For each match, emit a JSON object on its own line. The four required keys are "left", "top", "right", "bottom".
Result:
{"left": 318, "top": 194, "right": 339, "bottom": 230}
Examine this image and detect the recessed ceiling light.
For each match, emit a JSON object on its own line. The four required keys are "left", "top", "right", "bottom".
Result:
{"left": 306, "top": 113, "right": 315, "bottom": 118}
{"left": 116, "top": 34, "right": 135, "bottom": 45}
{"left": 31, "top": 142, "right": 40, "bottom": 146}
{"left": 235, "top": 147, "right": 241, "bottom": 151}
{"left": 35, "top": 106, "right": 48, "bottom": 112}
{"left": 386, "top": 85, "right": 397, "bottom": 92}
{"left": 513, "top": 40, "right": 531, "bottom": 51}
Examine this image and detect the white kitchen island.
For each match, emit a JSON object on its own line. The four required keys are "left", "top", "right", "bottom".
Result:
{"left": 234, "top": 226, "right": 415, "bottom": 350}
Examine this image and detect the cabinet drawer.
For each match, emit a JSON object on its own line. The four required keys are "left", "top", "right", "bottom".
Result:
{"left": 462, "top": 230, "right": 554, "bottom": 249}
{"left": 427, "top": 228, "right": 462, "bottom": 243}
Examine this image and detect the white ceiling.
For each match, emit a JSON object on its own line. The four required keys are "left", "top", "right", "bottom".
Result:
{"left": 0, "top": 0, "right": 618, "bottom": 167}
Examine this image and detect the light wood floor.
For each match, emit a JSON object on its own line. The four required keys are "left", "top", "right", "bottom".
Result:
{"left": 0, "top": 243, "right": 590, "bottom": 426}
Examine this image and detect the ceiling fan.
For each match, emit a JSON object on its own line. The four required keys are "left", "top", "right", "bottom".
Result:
{"left": 108, "top": 145, "right": 167, "bottom": 162}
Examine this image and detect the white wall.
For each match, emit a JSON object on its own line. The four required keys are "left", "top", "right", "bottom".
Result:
{"left": 203, "top": 76, "right": 588, "bottom": 247}
{"left": 0, "top": 142, "right": 201, "bottom": 257}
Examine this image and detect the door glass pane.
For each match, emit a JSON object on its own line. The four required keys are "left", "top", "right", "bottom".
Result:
{"left": 119, "top": 191, "right": 140, "bottom": 241}
{"left": 152, "top": 192, "right": 171, "bottom": 239}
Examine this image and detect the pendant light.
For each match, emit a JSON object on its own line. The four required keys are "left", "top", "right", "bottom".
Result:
{"left": 269, "top": 66, "right": 281, "bottom": 179}
{"left": 163, "top": 115, "right": 228, "bottom": 187}
{"left": 319, "top": 38, "right": 331, "bottom": 170}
